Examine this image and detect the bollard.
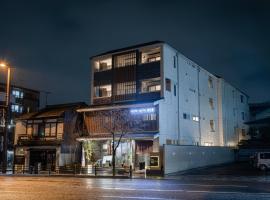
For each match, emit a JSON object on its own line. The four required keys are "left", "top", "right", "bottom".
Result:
{"left": 94, "top": 165, "right": 97, "bottom": 176}
{"left": 129, "top": 165, "right": 132, "bottom": 178}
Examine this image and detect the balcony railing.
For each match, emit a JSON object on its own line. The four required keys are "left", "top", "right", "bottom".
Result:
{"left": 17, "top": 135, "right": 62, "bottom": 146}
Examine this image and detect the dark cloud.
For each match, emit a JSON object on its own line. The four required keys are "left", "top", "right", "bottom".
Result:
{"left": 0, "top": 0, "right": 269, "bottom": 105}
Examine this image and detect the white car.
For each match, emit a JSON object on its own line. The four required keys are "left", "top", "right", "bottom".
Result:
{"left": 255, "top": 152, "right": 270, "bottom": 171}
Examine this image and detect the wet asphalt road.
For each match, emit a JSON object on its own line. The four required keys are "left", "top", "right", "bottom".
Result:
{"left": 0, "top": 175, "right": 270, "bottom": 200}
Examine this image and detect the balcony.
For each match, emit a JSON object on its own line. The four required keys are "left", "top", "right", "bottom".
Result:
{"left": 17, "top": 135, "right": 62, "bottom": 146}
{"left": 137, "top": 61, "right": 160, "bottom": 80}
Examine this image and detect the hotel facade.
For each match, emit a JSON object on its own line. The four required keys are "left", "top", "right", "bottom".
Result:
{"left": 78, "top": 41, "right": 249, "bottom": 173}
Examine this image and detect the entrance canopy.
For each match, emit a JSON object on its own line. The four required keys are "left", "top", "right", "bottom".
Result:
{"left": 77, "top": 132, "right": 159, "bottom": 141}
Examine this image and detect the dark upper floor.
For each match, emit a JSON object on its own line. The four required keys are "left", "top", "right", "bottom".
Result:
{"left": 90, "top": 41, "right": 164, "bottom": 105}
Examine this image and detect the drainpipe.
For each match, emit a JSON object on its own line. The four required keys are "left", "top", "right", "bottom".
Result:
{"left": 197, "top": 67, "right": 202, "bottom": 146}
{"left": 176, "top": 53, "right": 180, "bottom": 144}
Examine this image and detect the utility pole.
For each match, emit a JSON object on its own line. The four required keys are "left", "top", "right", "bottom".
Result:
{"left": 0, "top": 63, "right": 11, "bottom": 173}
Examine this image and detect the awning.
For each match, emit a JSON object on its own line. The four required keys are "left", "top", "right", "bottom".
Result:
{"left": 77, "top": 102, "right": 156, "bottom": 112}
{"left": 77, "top": 132, "right": 159, "bottom": 141}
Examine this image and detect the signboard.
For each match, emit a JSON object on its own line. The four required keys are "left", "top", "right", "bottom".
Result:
{"left": 150, "top": 156, "right": 159, "bottom": 167}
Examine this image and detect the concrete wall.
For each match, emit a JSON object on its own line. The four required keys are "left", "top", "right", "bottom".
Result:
{"left": 164, "top": 145, "right": 235, "bottom": 174}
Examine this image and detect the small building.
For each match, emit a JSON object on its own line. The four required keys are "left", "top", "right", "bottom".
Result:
{"left": 77, "top": 41, "right": 249, "bottom": 174}
{"left": 245, "top": 102, "right": 270, "bottom": 143}
{"left": 13, "top": 102, "right": 86, "bottom": 172}
{"left": 0, "top": 83, "right": 40, "bottom": 168}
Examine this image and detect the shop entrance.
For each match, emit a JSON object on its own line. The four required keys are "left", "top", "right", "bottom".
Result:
{"left": 29, "top": 149, "right": 56, "bottom": 171}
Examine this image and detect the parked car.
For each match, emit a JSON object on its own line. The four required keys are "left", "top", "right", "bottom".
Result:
{"left": 254, "top": 152, "right": 270, "bottom": 171}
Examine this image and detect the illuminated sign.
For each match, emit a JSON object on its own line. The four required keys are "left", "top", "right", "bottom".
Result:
{"left": 130, "top": 107, "right": 155, "bottom": 114}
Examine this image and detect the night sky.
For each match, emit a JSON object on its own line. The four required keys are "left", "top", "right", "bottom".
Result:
{"left": 0, "top": 0, "right": 269, "bottom": 106}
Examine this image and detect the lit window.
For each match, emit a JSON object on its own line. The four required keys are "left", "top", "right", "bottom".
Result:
{"left": 12, "top": 90, "right": 24, "bottom": 99}
{"left": 116, "top": 82, "right": 136, "bottom": 95}
{"left": 94, "top": 84, "right": 112, "bottom": 98}
{"left": 45, "top": 124, "right": 50, "bottom": 137}
{"left": 141, "top": 48, "right": 161, "bottom": 64}
{"left": 57, "top": 123, "right": 64, "bottom": 134}
{"left": 210, "top": 120, "right": 215, "bottom": 132}
{"left": 11, "top": 104, "right": 22, "bottom": 113}
{"left": 140, "top": 77, "right": 161, "bottom": 93}
{"left": 143, "top": 113, "right": 157, "bottom": 121}
{"left": 94, "top": 57, "right": 112, "bottom": 72}
{"left": 192, "top": 115, "right": 199, "bottom": 122}
{"left": 50, "top": 123, "right": 56, "bottom": 136}
{"left": 115, "top": 52, "right": 136, "bottom": 68}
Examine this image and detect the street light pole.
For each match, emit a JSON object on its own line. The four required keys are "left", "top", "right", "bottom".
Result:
{"left": 1, "top": 64, "right": 11, "bottom": 173}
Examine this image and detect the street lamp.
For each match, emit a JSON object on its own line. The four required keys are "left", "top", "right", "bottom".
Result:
{"left": 0, "top": 62, "right": 11, "bottom": 173}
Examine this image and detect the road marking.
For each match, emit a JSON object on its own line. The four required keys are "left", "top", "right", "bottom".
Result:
{"left": 96, "top": 187, "right": 270, "bottom": 196}
{"left": 102, "top": 196, "right": 173, "bottom": 200}
{"left": 97, "top": 182, "right": 248, "bottom": 188}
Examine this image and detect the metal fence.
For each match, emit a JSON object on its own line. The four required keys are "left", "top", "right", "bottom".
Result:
{"left": 11, "top": 164, "right": 133, "bottom": 177}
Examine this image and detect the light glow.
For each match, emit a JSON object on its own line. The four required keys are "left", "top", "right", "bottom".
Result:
{"left": 0, "top": 63, "right": 7, "bottom": 68}
{"left": 130, "top": 107, "right": 155, "bottom": 114}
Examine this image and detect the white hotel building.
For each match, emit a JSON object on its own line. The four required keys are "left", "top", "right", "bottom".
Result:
{"left": 78, "top": 41, "right": 249, "bottom": 173}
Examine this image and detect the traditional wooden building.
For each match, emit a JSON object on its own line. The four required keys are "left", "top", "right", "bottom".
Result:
{"left": 14, "top": 102, "right": 86, "bottom": 172}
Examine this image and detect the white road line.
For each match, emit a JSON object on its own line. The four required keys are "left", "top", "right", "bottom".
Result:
{"left": 96, "top": 187, "right": 270, "bottom": 196}
{"left": 102, "top": 196, "right": 174, "bottom": 200}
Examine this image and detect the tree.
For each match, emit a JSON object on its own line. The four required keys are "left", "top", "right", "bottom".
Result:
{"left": 84, "top": 108, "right": 143, "bottom": 176}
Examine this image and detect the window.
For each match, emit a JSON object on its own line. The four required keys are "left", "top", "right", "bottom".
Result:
{"left": 143, "top": 113, "right": 157, "bottom": 121}
{"left": 50, "top": 123, "right": 56, "bottom": 136}
{"left": 209, "top": 98, "right": 214, "bottom": 110}
{"left": 94, "top": 57, "right": 112, "bottom": 72}
{"left": 45, "top": 124, "right": 50, "bottom": 137}
{"left": 165, "top": 78, "right": 171, "bottom": 91}
{"left": 240, "top": 95, "right": 244, "bottom": 103}
{"left": 173, "top": 55, "right": 177, "bottom": 68}
{"left": 192, "top": 115, "right": 199, "bottom": 122}
{"left": 210, "top": 120, "right": 215, "bottom": 132}
{"left": 12, "top": 89, "right": 24, "bottom": 99}
{"left": 44, "top": 122, "right": 63, "bottom": 137}
{"left": 116, "top": 81, "right": 136, "bottom": 95}
{"left": 115, "top": 52, "right": 136, "bottom": 68}
{"left": 141, "top": 48, "right": 161, "bottom": 64}
{"left": 174, "top": 84, "right": 177, "bottom": 96}
{"left": 57, "top": 123, "right": 64, "bottom": 134}
{"left": 27, "top": 125, "right": 32, "bottom": 135}
{"left": 32, "top": 124, "right": 38, "bottom": 136}
{"left": 140, "top": 77, "right": 161, "bottom": 93}
{"left": 11, "top": 104, "right": 23, "bottom": 113}
{"left": 94, "top": 84, "right": 112, "bottom": 98}
{"left": 241, "top": 112, "right": 245, "bottom": 120}
{"left": 208, "top": 76, "right": 213, "bottom": 88}
{"left": 242, "top": 129, "right": 246, "bottom": 136}
{"left": 183, "top": 113, "right": 190, "bottom": 120}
